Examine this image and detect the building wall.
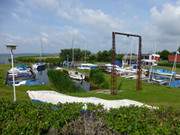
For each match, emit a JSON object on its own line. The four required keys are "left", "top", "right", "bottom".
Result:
{"left": 168, "top": 55, "right": 180, "bottom": 63}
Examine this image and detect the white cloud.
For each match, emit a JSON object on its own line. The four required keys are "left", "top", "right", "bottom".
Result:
{"left": 150, "top": 3, "right": 180, "bottom": 35}
{"left": 141, "top": 1, "right": 180, "bottom": 52}
{"left": 4, "top": 0, "right": 124, "bottom": 53}
{"left": 57, "top": 7, "right": 122, "bottom": 32}
{"left": 29, "top": 0, "right": 123, "bottom": 32}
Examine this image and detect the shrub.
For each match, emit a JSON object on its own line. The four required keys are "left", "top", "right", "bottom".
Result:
{"left": 105, "top": 107, "right": 180, "bottom": 135}
{"left": 47, "top": 70, "right": 82, "bottom": 93}
{"left": 0, "top": 69, "right": 4, "bottom": 86}
{"left": 89, "top": 69, "right": 109, "bottom": 89}
{"left": 15, "top": 56, "right": 62, "bottom": 65}
{"left": 0, "top": 99, "right": 82, "bottom": 135}
{"left": 1, "top": 100, "right": 180, "bottom": 135}
{"left": 158, "top": 61, "right": 180, "bottom": 68}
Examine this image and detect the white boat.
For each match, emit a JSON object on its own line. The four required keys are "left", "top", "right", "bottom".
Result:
{"left": 77, "top": 63, "right": 97, "bottom": 70}
{"left": 8, "top": 67, "right": 30, "bottom": 74}
{"left": 8, "top": 68, "right": 19, "bottom": 75}
{"left": 14, "top": 80, "right": 27, "bottom": 86}
{"left": 151, "top": 78, "right": 168, "bottom": 85}
{"left": 150, "top": 69, "right": 176, "bottom": 77}
{"left": 68, "top": 70, "right": 85, "bottom": 80}
{"left": 55, "top": 67, "right": 63, "bottom": 70}
{"left": 105, "top": 64, "right": 120, "bottom": 73}
{"left": 124, "top": 74, "right": 146, "bottom": 80}
{"left": 32, "top": 63, "right": 46, "bottom": 71}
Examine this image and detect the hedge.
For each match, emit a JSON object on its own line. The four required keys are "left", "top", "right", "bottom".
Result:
{"left": 15, "top": 56, "right": 62, "bottom": 65}
{"left": 47, "top": 70, "right": 83, "bottom": 93}
{"left": 89, "top": 69, "right": 109, "bottom": 89}
{"left": 1, "top": 100, "right": 180, "bottom": 135}
{"left": 158, "top": 61, "right": 180, "bottom": 68}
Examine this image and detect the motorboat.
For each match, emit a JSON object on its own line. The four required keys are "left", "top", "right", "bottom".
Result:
{"left": 32, "top": 63, "right": 46, "bottom": 72}
{"left": 150, "top": 68, "right": 176, "bottom": 77}
{"left": 9, "top": 79, "right": 42, "bottom": 87}
{"left": 77, "top": 63, "right": 97, "bottom": 70}
{"left": 68, "top": 70, "right": 85, "bottom": 80}
{"left": 55, "top": 67, "right": 63, "bottom": 70}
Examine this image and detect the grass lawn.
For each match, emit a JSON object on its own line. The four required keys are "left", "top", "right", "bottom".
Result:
{"left": 69, "top": 78, "right": 180, "bottom": 108}
{"left": 0, "top": 64, "right": 180, "bottom": 109}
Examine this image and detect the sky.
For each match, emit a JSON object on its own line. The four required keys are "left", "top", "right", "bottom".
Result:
{"left": 0, "top": 0, "right": 180, "bottom": 54}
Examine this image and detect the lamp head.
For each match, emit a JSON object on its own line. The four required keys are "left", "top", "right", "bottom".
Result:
{"left": 6, "top": 44, "right": 17, "bottom": 50}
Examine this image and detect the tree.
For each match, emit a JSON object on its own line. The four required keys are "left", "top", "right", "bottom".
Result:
{"left": 159, "top": 50, "right": 170, "bottom": 60}
{"left": 59, "top": 48, "right": 91, "bottom": 62}
{"left": 97, "top": 50, "right": 112, "bottom": 62}
{"left": 88, "top": 54, "right": 97, "bottom": 63}
{"left": 116, "top": 54, "right": 124, "bottom": 61}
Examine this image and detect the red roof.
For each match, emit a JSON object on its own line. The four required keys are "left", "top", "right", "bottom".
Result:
{"left": 168, "top": 54, "right": 180, "bottom": 63}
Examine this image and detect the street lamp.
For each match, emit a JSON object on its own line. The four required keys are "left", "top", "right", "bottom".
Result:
{"left": 6, "top": 44, "right": 17, "bottom": 102}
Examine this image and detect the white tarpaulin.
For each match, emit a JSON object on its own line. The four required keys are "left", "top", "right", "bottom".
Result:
{"left": 27, "top": 90, "right": 155, "bottom": 109}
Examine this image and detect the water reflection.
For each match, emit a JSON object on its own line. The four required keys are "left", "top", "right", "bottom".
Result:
{"left": 34, "top": 69, "right": 49, "bottom": 84}
{"left": 73, "top": 80, "right": 90, "bottom": 91}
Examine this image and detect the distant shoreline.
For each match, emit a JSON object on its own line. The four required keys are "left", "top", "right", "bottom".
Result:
{"left": 0, "top": 53, "right": 58, "bottom": 64}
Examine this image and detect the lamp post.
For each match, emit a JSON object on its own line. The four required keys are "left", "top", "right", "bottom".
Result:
{"left": 6, "top": 44, "right": 17, "bottom": 102}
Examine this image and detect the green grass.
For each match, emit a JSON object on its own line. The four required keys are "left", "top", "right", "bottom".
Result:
{"left": 0, "top": 64, "right": 180, "bottom": 109}
{"left": 69, "top": 78, "right": 180, "bottom": 108}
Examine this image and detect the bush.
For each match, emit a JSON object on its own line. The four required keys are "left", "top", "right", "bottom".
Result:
{"left": 105, "top": 107, "right": 180, "bottom": 135}
{"left": 1, "top": 100, "right": 180, "bottom": 135}
{"left": 0, "top": 100, "right": 82, "bottom": 135}
{"left": 89, "top": 69, "right": 109, "bottom": 89}
{"left": 0, "top": 69, "right": 4, "bottom": 86}
{"left": 47, "top": 70, "right": 82, "bottom": 93}
{"left": 15, "top": 56, "right": 62, "bottom": 65}
{"left": 158, "top": 61, "right": 180, "bottom": 68}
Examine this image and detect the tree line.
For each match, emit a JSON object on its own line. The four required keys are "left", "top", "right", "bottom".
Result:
{"left": 158, "top": 46, "right": 180, "bottom": 60}
{"left": 59, "top": 48, "right": 124, "bottom": 63}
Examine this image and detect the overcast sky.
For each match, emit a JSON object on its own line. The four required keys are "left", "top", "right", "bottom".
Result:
{"left": 0, "top": 0, "right": 180, "bottom": 54}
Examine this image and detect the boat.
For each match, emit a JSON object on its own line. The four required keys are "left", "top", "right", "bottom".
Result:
{"left": 55, "top": 67, "right": 63, "bottom": 70}
{"left": 32, "top": 63, "right": 46, "bottom": 72}
{"left": 9, "top": 79, "right": 42, "bottom": 87}
{"left": 7, "top": 64, "right": 34, "bottom": 80}
{"left": 8, "top": 67, "right": 30, "bottom": 74}
{"left": 14, "top": 80, "right": 27, "bottom": 86}
{"left": 77, "top": 63, "right": 97, "bottom": 70}
{"left": 68, "top": 70, "right": 85, "bottom": 80}
{"left": 104, "top": 64, "right": 120, "bottom": 73}
{"left": 150, "top": 68, "right": 176, "bottom": 77}
{"left": 169, "top": 80, "right": 180, "bottom": 88}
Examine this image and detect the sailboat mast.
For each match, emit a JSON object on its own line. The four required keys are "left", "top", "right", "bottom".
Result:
{"left": 40, "top": 38, "right": 43, "bottom": 62}
{"left": 84, "top": 42, "right": 87, "bottom": 63}
{"left": 129, "top": 37, "right": 133, "bottom": 67}
{"left": 169, "top": 46, "right": 179, "bottom": 84}
{"left": 72, "top": 37, "right": 75, "bottom": 67}
{"left": 148, "top": 42, "right": 156, "bottom": 82}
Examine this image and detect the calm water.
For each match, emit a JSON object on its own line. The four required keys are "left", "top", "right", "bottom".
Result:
{"left": 35, "top": 69, "right": 49, "bottom": 84}
{"left": 0, "top": 54, "right": 9, "bottom": 64}
{"left": 1, "top": 54, "right": 88, "bottom": 88}
{"left": 0, "top": 53, "right": 42, "bottom": 64}
{"left": 73, "top": 80, "right": 90, "bottom": 91}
